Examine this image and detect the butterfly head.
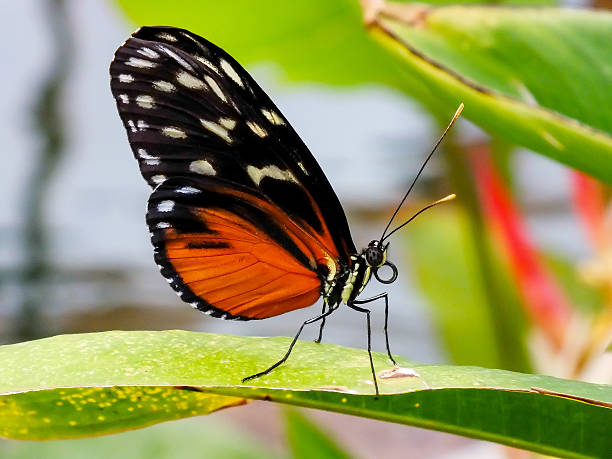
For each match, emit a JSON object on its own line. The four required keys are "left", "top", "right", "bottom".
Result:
{"left": 364, "top": 240, "right": 386, "bottom": 267}
{"left": 364, "top": 240, "right": 398, "bottom": 285}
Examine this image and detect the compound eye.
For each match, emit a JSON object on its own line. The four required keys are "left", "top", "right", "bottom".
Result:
{"left": 365, "top": 246, "right": 384, "bottom": 267}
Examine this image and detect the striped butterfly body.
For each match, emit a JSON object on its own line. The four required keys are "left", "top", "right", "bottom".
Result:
{"left": 110, "top": 26, "right": 458, "bottom": 394}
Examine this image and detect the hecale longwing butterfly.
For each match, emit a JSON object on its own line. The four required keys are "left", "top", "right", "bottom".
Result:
{"left": 110, "top": 26, "right": 460, "bottom": 394}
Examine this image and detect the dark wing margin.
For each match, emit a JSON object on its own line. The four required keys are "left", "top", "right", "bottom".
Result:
{"left": 148, "top": 177, "right": 329, "bottom": 320}
{"left": 109, "top": 26, "right": 356, "bottom": 264}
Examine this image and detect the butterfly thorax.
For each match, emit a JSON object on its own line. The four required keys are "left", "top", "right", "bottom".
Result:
{"left": 323, "top": 241, "right": 388, "bottom": 307}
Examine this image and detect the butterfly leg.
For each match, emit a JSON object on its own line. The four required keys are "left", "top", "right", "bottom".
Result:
{"left": 346, "top": 302, "right": 379, "bottom": 396}
{"left": 314, "top": 302, "right": 327, "bottom": 344}
{"left": 353, "top": 293, "right": 397, "bottom": 366}
{"left": 242, "top": 306, "right": 338, "bottom": 383}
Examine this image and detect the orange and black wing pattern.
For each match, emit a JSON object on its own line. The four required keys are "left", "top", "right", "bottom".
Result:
{"left": 109, "top": 26, "right": 356, "bottom": 319}
{"left": 149, "top": 177, "right": 341, "bottom": 319}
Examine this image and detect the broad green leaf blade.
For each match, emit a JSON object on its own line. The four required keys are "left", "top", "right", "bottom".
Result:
{"left": 285, "top": 409, "right": 352, "bottom": 459}
{"left": 0, "top": 386, "right": 245, "bottom": 440}
{"left": 368, "top": 5, "right": 612, "bottom": 183}
{"left": 1, "top": 331, "right": 610, "bottom": 458}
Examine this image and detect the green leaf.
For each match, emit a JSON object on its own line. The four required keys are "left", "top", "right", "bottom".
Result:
{"left": 114, "top": 0, "right": 406, "bottom": 89}
{"left": 285, "top": 409, "right": 352, "bottom": 459}
{"left": 113, "top": 1, "right": 553, "bottom": 100}
{"left": 369, "top": 5, "right": 612, "bottom": 183}
{"left": 1, "top": 331, "right": 610, "bottom": 458}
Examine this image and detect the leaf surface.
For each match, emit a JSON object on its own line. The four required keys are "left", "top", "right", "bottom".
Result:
{"left": 1, "top": 331, "right": 610, "bottom": 458}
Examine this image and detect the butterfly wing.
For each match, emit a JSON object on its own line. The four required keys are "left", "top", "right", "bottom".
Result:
{"left": 149, "top": 177, "right": 333, "bottom": 320}
{"left": 110, "top": 26, "right": 356, "bottom": 318}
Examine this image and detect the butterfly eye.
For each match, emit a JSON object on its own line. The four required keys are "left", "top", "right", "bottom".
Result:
{"left": 364, "top": 241, "right": 384, "bottom": 267}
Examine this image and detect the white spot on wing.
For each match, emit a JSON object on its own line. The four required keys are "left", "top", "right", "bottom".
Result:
{"left": 181, "top": 31, "right": 203, "bottom": 46}
{"left": 144, "top": 159, "right": 160, "bottom": 166}
{"left": 156, "top": 222, "right": 171, "bottom": 229}
{"left": 127, "top": 120, "right": 137, "bottom": 133}
{"left": 219, "top": 117, "right": 236, "bottom": 130}
{"left": 119, "top": 74, "right": 134, "bottom": 83}
{"left": 200, "top": 119, "right": 231, "bottom": 143}
{"left": 158, "top": 200, "right": 175, "bottom": 212}
{"left": 160, "top": 46, "right": 192, "bottom": 71}
{"left": 126, "top": 57, "right": 157, "bottom": 68}
{"left": 137, "top": 47, "right": 160, "bottom": 59}
{"left": 176, "top": 71, "right": 205, "bottom": 90}
{"left": 261, "top": 108, "right": 285, "bottom": 126}
{"left": 151, "top": 174, "right": 167, "bottom": 184}
{"left": 204, "top": 76, "right": 227, "bottom": 102}
{"left": 189, "top": 160, "right": 216, "bottom": 176}
{"left": 297, "top": 161, "right": 309, "bottom": 175}
{"left": 138, "top": 148, "right": 156, "bottom": 159}
{"left": 177, "top": 186, "right": 200, "bottom": 194}
{"left": 220, "top": 59, "right": 244, "bottom": 87}
{"left": 136, "top": 95, "right": 155, "bottom": 109}
{"left": 246, "top": 121, "right": 267, "bottom": 138}
{"left": 196, "top": 56, "right": 219, "bottom": 73}
{"left": 137, "top": 120, "right": 149, "bottom": 131}
{"left": 247, "top": 165, "right": 299, "bottom": 186}
{"left": 119, "top": 94, "right": 129, "bottom": 104}
{"left": 153, "top": 80, "right": 176, "bottom": 92}
{"left": 162, "top": 127, "right": 187, "bottom": 138}
{"left": 156, "top": 32, "right": 178, "bottom": 42}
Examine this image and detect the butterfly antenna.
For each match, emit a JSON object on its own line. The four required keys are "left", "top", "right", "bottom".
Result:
{"left": 379, "top": 103, "right": 464, "bottom": 241}
{"left": 381, "top": 194, "right": 456, "bottom": 242}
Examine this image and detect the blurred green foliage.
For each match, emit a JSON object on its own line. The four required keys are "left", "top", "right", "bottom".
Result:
{"left": 115, "top": 1, "right": 612, "bottom": 182}
{"left": 0, "top": 417, "right": 275, "bottom": 459}
{"left": 285, "top": 409, "right": 352, "bottom": 459}
{"left": 405, "top": 209, "right": 531, "bottom": 371}
{"left": 115, "top": 0, "right": 404, "bottom": 88}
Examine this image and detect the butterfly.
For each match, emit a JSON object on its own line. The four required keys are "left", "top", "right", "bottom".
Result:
{"left": 110, "top": 26, "right": 460, "bottom": 394}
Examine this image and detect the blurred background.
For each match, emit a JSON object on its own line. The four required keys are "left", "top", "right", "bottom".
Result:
{"left": 1, "top": 0, "right": 611, "bottom": 457}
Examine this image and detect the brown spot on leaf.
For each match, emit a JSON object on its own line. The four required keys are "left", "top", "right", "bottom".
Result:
{"left": 361, "top": 0, "right": 430, "bottom": 28}
{"left": 379, "top": 367, "right": 420, "bottom": 379}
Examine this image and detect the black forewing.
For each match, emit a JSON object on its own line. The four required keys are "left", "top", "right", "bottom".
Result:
{"left": 109, "top": 26, "right": 356, "bottom": 262}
